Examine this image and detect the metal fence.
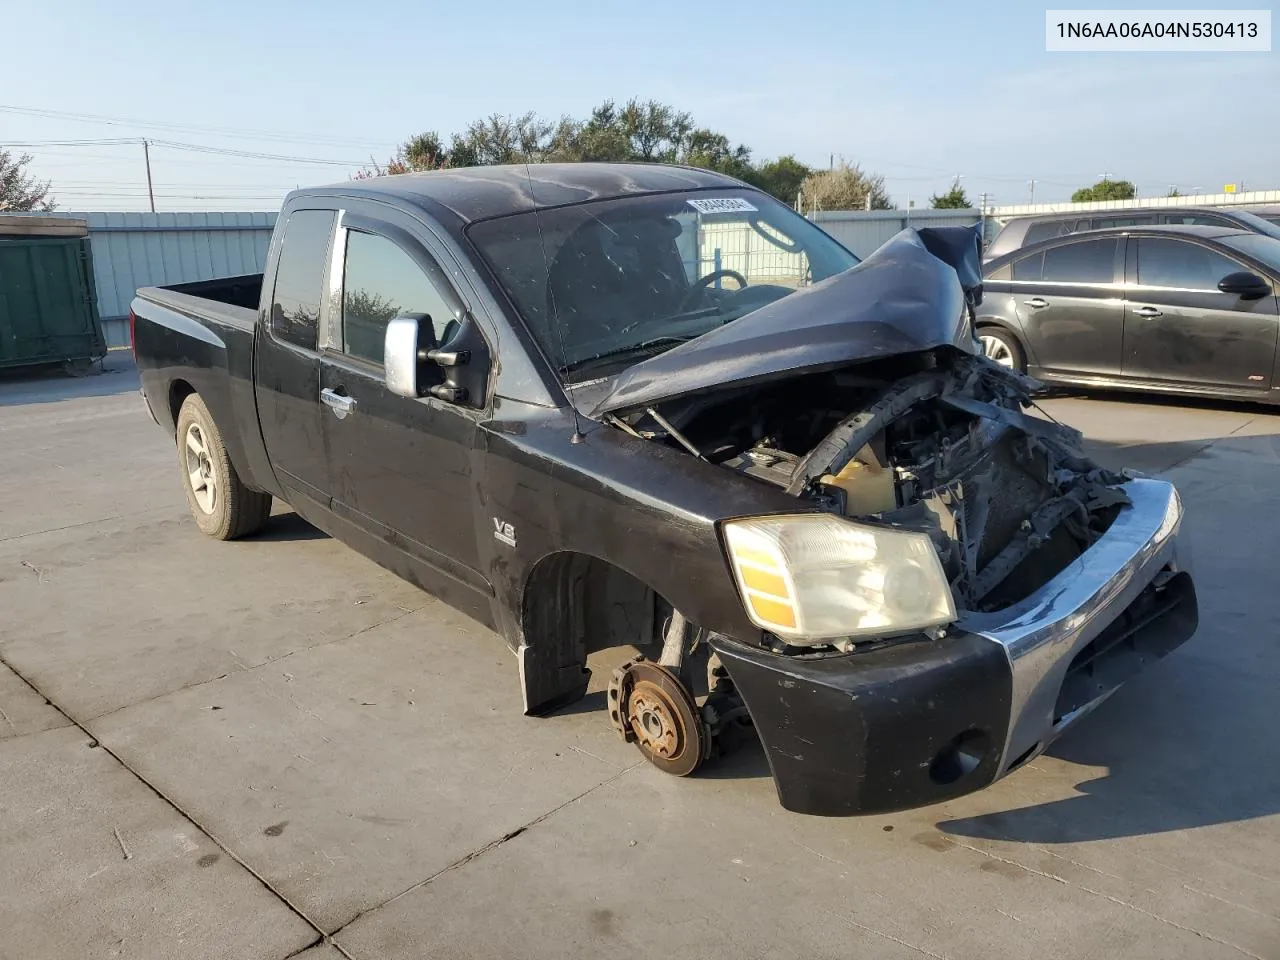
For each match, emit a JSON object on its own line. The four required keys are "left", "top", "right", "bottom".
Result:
{"left": 811, "top": 209, "right": 983, "bottom": 259}
{"left": 698, "top": 218, "right": 810, "bottom": 287}
{"left": 43, "top": 211, "right": 277, "bottom": 347}
{"left": 29, "top": 195, "right": 1279, "bottom": 350}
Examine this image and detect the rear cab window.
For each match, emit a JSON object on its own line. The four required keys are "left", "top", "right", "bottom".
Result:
{"left": 271, "top": 209, "right": 337, "bottom": 350}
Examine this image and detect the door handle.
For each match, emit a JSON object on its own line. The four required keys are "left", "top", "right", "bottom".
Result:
{"left": 320, "top": 387, "right": 356, "bottom": 419}
{"left": 1132, "top": 306, "right": 1163, "bottom": 318}
{"left": 1022, "top": 297, "right": 1049, "bottom": 308}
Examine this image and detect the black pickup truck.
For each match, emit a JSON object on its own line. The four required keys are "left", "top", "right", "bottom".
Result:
{"left": 131, "top": 163, "right": 1198, "bottom": 816}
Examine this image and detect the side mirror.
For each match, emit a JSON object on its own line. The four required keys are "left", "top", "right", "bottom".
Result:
{"left": 1218, "top": 271, "right": 1270, "bottom": 300}
{"left": 383, "top": 312, "right": 491, "bottom": 409}
{"left": 384, "top": 313, "right": 438, "bottom": 399}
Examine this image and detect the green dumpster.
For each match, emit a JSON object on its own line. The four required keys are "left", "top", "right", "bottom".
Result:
{"left": 0, "top": 215, "right": 107, "bottom": 376}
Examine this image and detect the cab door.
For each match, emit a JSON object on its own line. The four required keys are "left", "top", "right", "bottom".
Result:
{"left": 317, "top": 206, "right": 491, "bottom": 602}
{"left": 254, "top": 207, "right": 338, "bottom": 508}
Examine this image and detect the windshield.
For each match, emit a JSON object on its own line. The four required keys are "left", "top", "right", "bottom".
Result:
{"left": 1220, "top": 232, "right": 1280, "bottom": 273}
{"left": 466, "top": 190, "right": 859, "bottom": 382}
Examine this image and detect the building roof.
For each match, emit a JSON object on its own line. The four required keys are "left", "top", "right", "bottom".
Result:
{"left": 300, "top": 163, "right": 747, "bottom": 225}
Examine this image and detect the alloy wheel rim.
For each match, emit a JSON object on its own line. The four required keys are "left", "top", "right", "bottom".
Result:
{"left": 980, "top": 335, "right": 1015, "bottom": 368}
{"left": 184, "top": 424, "right": 217, "bottom": 514}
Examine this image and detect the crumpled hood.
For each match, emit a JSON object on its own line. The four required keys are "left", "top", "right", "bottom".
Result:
{"left": 585, "top": 225, "right": 984, "bottom": 418}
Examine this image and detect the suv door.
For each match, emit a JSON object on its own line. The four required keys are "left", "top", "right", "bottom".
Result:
{"left": 317, "top": 206, "right": 491, "bottom": 600}
{"left": 1123, "top": 236, "right": 1279, "bottom": 390}
{"left": 254, "top": 207, "right": 339, "bottom": 508}
{"left": 1008, "top": 236, "right": 1125, "bottom": 376}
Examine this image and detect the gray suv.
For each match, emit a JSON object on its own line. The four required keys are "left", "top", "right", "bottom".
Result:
{"left": 985, "top": 206, "right": 1280, "bottom": 261}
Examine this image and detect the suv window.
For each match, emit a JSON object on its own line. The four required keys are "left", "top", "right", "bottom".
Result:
{"left": 1136, "top": 238, "right": 1241, "bottom": 290}
{"left": 341, "top": 230, "right": 456, "bottom": 366}
{"left": 272, "top": 209, "right": 336, "bottom": 350}
{"left": 1160, "top": 213, "right": 1227, "bottom": 226}
{"left": 1042, "top": 238, "right": 1118, "bottom": 283}
{"left": 1024, "top": 221, "right": 1071, "bottom": 246}
{"left": 1092, "top": 215, "right": 1154, "bottom": 229}
{"left": 1012, "top": 252, "right": 1043, "bottom": 281}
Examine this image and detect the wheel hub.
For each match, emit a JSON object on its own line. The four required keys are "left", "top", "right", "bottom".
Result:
{"left": 608, "top": 658, "right": 706, "bottom": 777}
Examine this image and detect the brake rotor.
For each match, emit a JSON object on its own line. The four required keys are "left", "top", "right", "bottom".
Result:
{"left": 616, "top": 660, "right": 706, "bottom": 777}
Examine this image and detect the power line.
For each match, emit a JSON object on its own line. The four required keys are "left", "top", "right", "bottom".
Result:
{"left": 0, "top": 103, "right": 392, "bottom": 150}
{"left": 3, "top": 136, "right": 368, "bottom": 166}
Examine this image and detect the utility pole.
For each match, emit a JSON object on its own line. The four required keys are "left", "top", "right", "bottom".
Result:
{"left": 1028, "top": 179, "right": 1037, "bottom": 204}
{"left": 142, "top": 139, "right": 156, "bottom": 213}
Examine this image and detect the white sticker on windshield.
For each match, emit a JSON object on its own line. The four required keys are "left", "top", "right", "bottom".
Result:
{"left": 686, "top": 197, "right": 758, "bottom": 215}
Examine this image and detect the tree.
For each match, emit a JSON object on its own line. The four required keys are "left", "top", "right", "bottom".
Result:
{"left": 1071, "top": 178, "right": 1136, "bottom": 203}
{"left": 745, "top": 155, "right": 812, "bottom": 206}
{"left": 403, "top": 132, "right": 449, "bottom": 170}
{"left": 930, "top": 184, "right": 971, "bottom": 209}
{"left": 680, "top": 128, "right": 754, "bottom": 180}
{"left": 1167, "top": 187, "right": 1182, "bottom": 198}
{"left": 354, "top": 101, "right": 850, "bottom": 206}
{"left": 799, "top": 161, "right": 893, "bottom": 212}
{"left": 0, "top": 150, "right": 55, "bottom": 211}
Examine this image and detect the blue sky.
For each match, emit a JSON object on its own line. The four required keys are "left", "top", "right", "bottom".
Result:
{"left": 4, "top": 0, "right": 1277, "bottom": 211}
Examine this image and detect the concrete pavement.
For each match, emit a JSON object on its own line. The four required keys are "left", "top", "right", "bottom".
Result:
{"left": 2, "top": 358, "right": 1278, "bottom": 959}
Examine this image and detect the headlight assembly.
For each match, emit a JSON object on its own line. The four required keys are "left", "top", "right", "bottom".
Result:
{"left": 721, "top": 513, "right": 956, "bottom": 644}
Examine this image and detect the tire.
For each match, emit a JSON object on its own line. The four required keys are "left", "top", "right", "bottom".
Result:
{"left": 63, "top": 357, "right": 95, "bottom": 377}
{"left": 175, "top": 394, "right": 272, "bottom": 540}
{"left": 977, "top": 326, "right": 1026, "bottom": 373}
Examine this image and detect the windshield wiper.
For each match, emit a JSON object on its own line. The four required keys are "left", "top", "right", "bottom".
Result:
{"left": 559, "top": 336, "right": 693, "bottom": 375}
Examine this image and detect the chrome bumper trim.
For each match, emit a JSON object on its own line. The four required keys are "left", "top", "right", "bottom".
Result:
{"left": 957, "top": 478, "right": 1186, "bottom": 772}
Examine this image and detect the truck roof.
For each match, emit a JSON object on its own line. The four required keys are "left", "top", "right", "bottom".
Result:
{"left": 297, "top": 162, "right": 746, "bottom": 225}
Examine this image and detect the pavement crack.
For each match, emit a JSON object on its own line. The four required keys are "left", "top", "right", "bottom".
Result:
{"left": 1182, "top": 884, "right": 1280, "bottom": 923}
{"left": 0, "top": 648, "right": 327, "bottom": 946}
{"left": 18, "top": 560, "right": 49, "bottom": 583}
{"left": 842, "top": 916, "right": 950, "bottom": 960}
{"left": 327, "top": 761, "right": 645, "bottom": 940}
{"left": 0, "top": 507, "right": 163, "bottom": 544}
{"left": 949, "top": 839, "right": 1266, "bottom": 959}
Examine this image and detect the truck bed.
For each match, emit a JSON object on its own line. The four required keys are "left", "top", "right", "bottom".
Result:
{"left": 136, "top": 274, "right": 263, "bottom": 333}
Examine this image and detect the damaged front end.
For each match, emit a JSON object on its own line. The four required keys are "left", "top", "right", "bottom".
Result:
{"left": 590, "top": 227, "right": 1195, "bottom": 815}
{"left": 608, "top": 348, "right": 1129, "bottom": 626}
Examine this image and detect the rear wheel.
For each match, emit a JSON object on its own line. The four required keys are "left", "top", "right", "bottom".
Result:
{"left": 175, "top": 394, "right": 272, "bottom": 540}
{"left": 978, "top": 327, "right": 1026, "bottom": 372}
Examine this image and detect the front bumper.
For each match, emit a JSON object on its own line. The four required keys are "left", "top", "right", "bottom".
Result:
{"left": 712, "top": 478, "right": 1197, "bottom": 816}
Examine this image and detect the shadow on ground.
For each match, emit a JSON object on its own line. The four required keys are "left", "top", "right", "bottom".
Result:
{"left": 252, "top": 511, "right": 330, "bottom": 543}
{"left": 0, "top": 354, "right": 139, "bottom": 407}
{"left": 939, "top": 429, "right": 1280, "bottom": 843}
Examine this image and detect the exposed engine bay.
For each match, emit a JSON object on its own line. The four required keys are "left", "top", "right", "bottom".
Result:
{"left": 606, "top": 348, "right": 1130, "bottom": 616}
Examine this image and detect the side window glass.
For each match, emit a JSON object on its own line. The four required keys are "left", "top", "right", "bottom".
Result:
{"left": 1136, "top": 238, "right": 1240, "bottom": 290}
{"left": 342, "top": 231, "right": 456, "bottom": 366}
{"left": 272, "top": 210, "right": 336, "bottom": 350}
{"left": 1025, "top": 222, "right": 1066, "bottom": 246}
{"left": 1012, "top": 252, "right": 1043, "bottom": 282}
{"left": 1042, "top": 239, "right": 1118, "bottom": 283}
